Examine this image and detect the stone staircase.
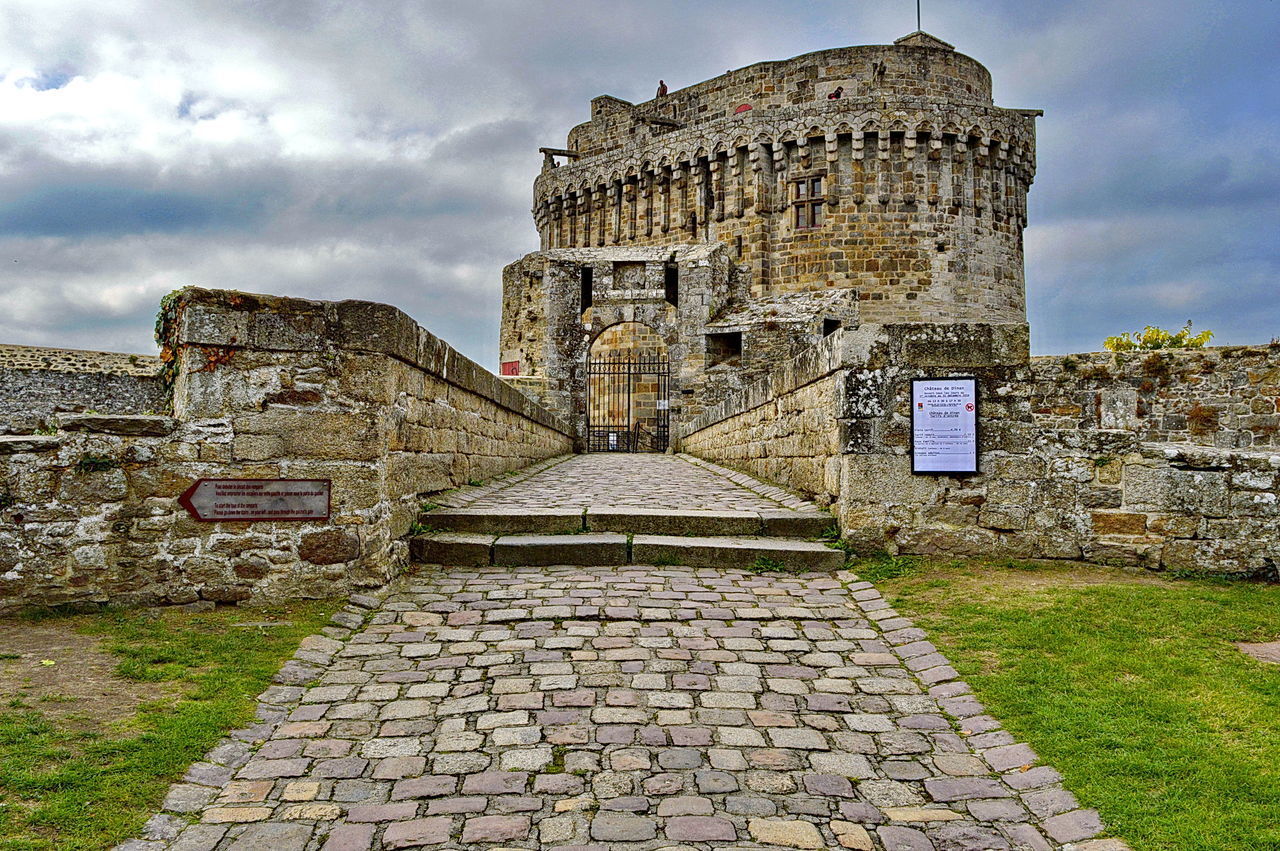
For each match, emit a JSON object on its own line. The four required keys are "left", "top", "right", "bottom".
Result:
{"left": 408, "top": 507, "right": 842, "bottom": 571}
{"left": 406, "top": 455, "right": 844, "bottom": 572}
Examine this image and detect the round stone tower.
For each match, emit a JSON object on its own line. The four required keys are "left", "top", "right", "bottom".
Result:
{"left": 530, "top": 30, "right": 1040, "bottom": 325}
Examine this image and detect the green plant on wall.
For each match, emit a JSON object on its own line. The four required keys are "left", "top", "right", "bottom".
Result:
{"left": 1104, "top": 321, "right": 1213, "bottom": 352}
{"left": 74, "top": 454, "right": 119, "bottom": 474}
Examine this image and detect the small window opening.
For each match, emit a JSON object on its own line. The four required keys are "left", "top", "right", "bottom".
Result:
{"left": 823, "top": 318, "right": 842, "bottom": 336}
{"left": 706, "top": 331, "right": 743, "bottom": 366}
{"left": 580, "top": 266, "right": 593, "bottom": 310}
{"left": 793, "top": 176, "right": 825, "bottom": 229}
{"left": 664, "top": 263, "right": 679, "bottom": 306}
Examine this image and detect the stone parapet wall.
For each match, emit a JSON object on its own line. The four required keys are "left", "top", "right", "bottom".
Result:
{"left": 0, "top": 289, "right": 572, "bottom": 611}
{"left": 1030, "top": 345, "right": 1280, "bottom": 449}
{"left": 680, "top": 374, "right": 842, "bottom": 504}
{"left": 682, "top": 324, "right": 1280, "bottom": 577}
{"left": 0, "top": 344, "right": 167, "bottom": 430}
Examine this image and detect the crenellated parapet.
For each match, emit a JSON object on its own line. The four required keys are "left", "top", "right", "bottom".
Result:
{"left": 534, "top": 99, "right": 1038, "bottom": 235}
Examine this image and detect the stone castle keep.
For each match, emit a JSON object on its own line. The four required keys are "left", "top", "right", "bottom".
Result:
{"left": 501, "top": 32, "right": 1039, "bottom": 438}
{"left": 1, "top": 32, "right": 1278, "bottom": 612}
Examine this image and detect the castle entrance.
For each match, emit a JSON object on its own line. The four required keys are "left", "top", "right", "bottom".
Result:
{"left": 586, "top": 322, "right": 670, "bottom": 452}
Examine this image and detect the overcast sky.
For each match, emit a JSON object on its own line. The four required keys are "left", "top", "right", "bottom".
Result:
{"left": 1, "top": 0, "right": 1276, "bottom": 367}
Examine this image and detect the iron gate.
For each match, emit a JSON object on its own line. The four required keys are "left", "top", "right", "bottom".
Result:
{"left": 586, "top": 353, "right": 670, "bottom": 452}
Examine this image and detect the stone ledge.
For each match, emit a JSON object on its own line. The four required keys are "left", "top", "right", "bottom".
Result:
{"left": 58, "top": 414, "right": 177, "bottom": 436}
{"left": 0, "top": 435, "right": 61, "bottom": 454}
{"left": 1142, "top": 441, "right": 1280, "bottom": 471}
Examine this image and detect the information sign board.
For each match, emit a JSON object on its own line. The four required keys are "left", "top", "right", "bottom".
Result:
{"left": 178, "top": 479, "right": 331, "bottom": 522}
{"left": 911, "top": 377, "right": 979, "bottom": 475}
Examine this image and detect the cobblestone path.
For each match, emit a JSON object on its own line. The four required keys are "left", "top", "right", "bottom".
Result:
{"left": 139, "top": 566, "right": 1113, "bottom": 851}
{"left": 456, "top": 455, "right": 804, "bottom": 512}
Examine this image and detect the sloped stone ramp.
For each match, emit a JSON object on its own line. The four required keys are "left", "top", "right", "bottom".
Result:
{"left": 120, "top": 565, "right": 1123, "bottom": 850}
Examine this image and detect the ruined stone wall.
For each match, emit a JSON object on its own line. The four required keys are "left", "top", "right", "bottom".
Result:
{"left": 682, "top": 325, "right": 1280, "bottom": 578}
{"left": 0, "top": 344, "right": 167, "bottom": 430}
{"left": 0, "top": 289, "right": 572, "bottom": 611}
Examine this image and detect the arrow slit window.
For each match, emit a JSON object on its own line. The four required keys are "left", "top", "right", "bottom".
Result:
{"left": 793, "top": 176, "right": 824, "bottom": 229}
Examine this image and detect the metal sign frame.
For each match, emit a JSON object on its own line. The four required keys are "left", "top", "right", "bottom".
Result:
{"left": 910, "top": 376, "right": 979, "bottom": 475}
{"left": 178, "top": 478, "right": 332, "bottom": 522}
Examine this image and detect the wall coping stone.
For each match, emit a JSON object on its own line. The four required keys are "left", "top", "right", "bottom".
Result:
{"left": 1031, "top": 343, "right": 1280, "bottom": 364}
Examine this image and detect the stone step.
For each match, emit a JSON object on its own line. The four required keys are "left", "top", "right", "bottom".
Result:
{"left": 632, "top": 535, "right": 845, "bottom": 571}
{"left": 418, "top": 507, "right": 832, "bottom": 539}
{"left": 409, "top": 531, "right": 845, "bottom": 572}
{"left": 420, "top": 508, "right": 583, "bottom": 535}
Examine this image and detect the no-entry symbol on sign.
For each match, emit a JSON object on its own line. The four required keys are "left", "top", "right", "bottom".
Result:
{"left": 178, "top": 479, "right": 331, "bottom": 522}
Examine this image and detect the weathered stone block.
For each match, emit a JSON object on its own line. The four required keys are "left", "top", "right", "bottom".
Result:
{"left": 298, "top": 530, "right": 361, "bottom": 565}
{"left": 1090, "top": 511, "right": 1147, "bottom": 537}
{"left": 1124, "top": 466, "right": 1229, "bottom": 516}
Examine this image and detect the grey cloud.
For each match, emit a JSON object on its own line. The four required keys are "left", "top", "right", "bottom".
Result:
{"left": 0, "top": 0, "right": 1276, "bottom": 369}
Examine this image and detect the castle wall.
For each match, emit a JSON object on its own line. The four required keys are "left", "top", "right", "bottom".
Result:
{"left": 681, "top": 328, "right": 1280, "bottom": 578}
{"left": 0, "top": 344, "right": 167, "bottom": 430}
{"left": 0, "top": 288, "right": 572, "bottom": 611}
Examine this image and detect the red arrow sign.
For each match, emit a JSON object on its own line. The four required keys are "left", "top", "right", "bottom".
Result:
{"left": 178, "top": 479, "right": 331, "bottom": 522}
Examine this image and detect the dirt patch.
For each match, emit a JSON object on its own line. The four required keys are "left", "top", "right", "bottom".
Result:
{"left": 882, "top": 560, "right": 1179, "bottom": 609}
{"left": 0, "top": 619, "right": 180, "bottom": 732}
{"left": 1237, "top": 641, "right": 1280, "bottom": 664}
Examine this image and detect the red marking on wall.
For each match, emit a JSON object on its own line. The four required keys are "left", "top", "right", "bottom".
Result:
{"left": 500, "top": 361, "right": 520, "bottom": 376}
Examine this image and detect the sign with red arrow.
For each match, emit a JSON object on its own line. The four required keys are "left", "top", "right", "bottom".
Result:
{"left": 178, "top": 479, "right": 330, "bottom": 522}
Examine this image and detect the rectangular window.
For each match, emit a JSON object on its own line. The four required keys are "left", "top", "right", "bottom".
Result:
{"left": 664, "top": 263, "right": 679, "bottom": 306}
{"left": 793, "top": 176, "right": 824, "bottom": 229}
{"left": 706, "top": 331, "right": 743, "bottom": 366}
{"left": 580, "top": 266, "right": 593, "bottom": 310}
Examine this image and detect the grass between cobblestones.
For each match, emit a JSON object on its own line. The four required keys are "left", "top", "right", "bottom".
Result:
{"left": 0, "top": 600, "right": 338, "bottom": 851}
{"left": 867, "top": 556, "right": 1280, "bottom": 851}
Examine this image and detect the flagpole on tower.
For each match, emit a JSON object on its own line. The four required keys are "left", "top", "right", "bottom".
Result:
{"left": 916, "top": 0, "right": 921, "bottom": 31}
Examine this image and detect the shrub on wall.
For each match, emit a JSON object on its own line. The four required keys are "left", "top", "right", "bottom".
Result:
{"left": 1104, "top": 321, "right": 1213, "bottom": 352}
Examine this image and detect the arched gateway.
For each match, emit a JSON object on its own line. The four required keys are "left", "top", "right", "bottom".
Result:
{"left": 586, "top": 321, "right": 670, "bottom": 452}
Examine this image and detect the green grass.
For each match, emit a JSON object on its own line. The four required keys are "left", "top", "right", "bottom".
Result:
{"left": 868, "top": 558, "right": 1280, "bottom": 851}
{"left": 0, "top": 600, "right": 338, "bottom": 851}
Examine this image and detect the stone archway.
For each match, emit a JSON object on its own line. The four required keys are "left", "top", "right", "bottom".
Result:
{"left": 586, "top": 322, "right": 670, "bottom": 452}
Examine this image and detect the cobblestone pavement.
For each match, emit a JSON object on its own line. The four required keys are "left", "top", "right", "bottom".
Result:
{"left": 457, "top": 455, "right": 796, "bottom": 512}
{"left": 138, "top": 566, "right": 1114, "bottom": 851}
